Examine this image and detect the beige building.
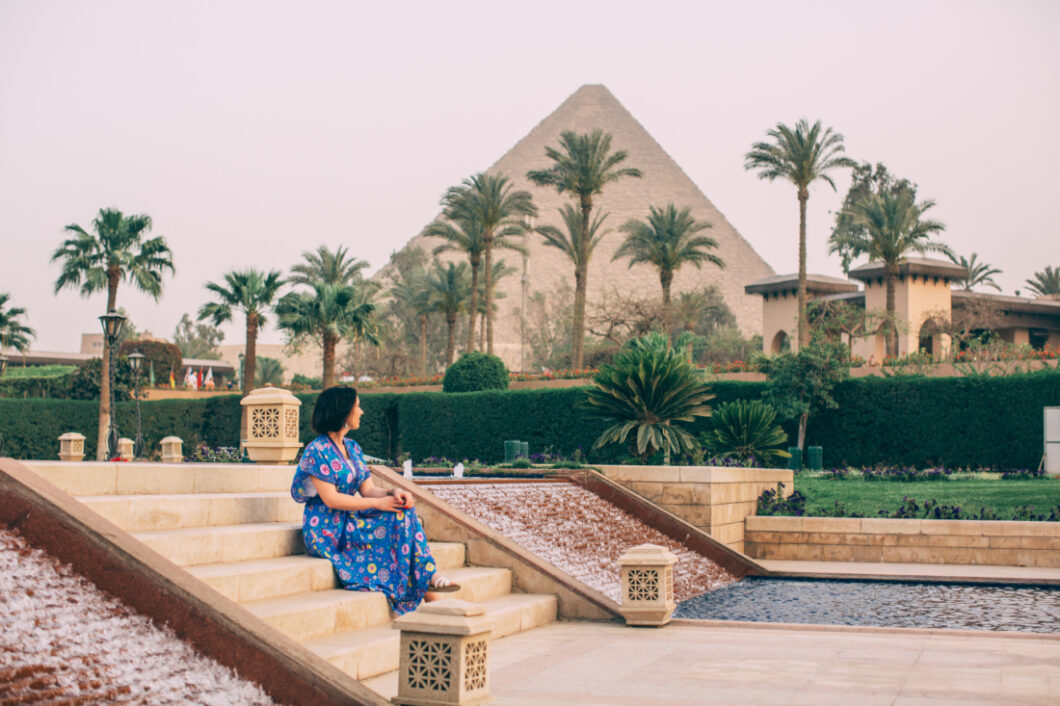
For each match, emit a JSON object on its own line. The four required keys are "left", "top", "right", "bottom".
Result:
{"left": 747, "top": 257, "right": 1060, "bottom": 359}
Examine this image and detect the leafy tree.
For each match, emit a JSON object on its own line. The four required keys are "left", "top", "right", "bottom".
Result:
{"left": 389, "top": 260, "right": 436, "bottom": 377}
{"left": 527, "top": 129, "right": 642, "bottom": 368}
{"left": 52, "top": 207, "right": 174, "bottom": 459}
{"left": 829, "top": 186, "right": 948, "bottom": 357}
{"left": 173, "top": 313, "right": 224, "bottom": 359}
{"left": 253, "top": 356, "right": 285, "bottom": 387}
{"left": 947, "top": 252, "right": 1001, "bottom": 292}
{"left": 701, "top": 399, "right": 791, "bottom": 467}
{"left": 198, "top": 269, "right": 285, "bottom": 397}
{"left": 440, "top": 173, "right": 535, "bottom": 356}
{"left": 0, "top": 292, "right": 35, "bottom": 354}
{"left": 424, "top": 214, "right": 485, "bottom": 354}
{"left": 614, "top": 203, "right": 724, "bottom": 343}
{"left": 829, "top": 163, "right": 908, "bottom": 273}
{"left": 759, "top": 341, "right": 850, "bottom": 450}
{"left": 1025, "top": 265, "right": 1060, "bottom": 296}
{"left": 583, "top": 335, "right": 714, "bottom": 464}
{"left": 276, "top": 281, "right": 378, "bottom": 389}
{"left": 289, "top": 244, "right": 370, "bottom": 287}
{"left": 535, "top": 204, "right": 611, "bottom": 369}
{"left": 426, "top": 261, "right": 472, "bottom": 365}
{"left": 671, "top": 288, "right": 732, "bottom": 362}
{"left": 808, "top": 300, "right": 895, "bottom": 354}
{"left": 745, "top": 120, "right": 855, "bottom": 348}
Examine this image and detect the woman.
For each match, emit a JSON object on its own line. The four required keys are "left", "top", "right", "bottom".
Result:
{"left": 291, "top": 386, "right": 457, "bottom": 615}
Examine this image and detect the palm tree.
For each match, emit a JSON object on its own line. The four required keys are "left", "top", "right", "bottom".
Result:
{"left": 276, "top": 282, "right": 378, "bottom": 389}
{"left": 474, "top": 259, "right": 516, "bottom": 352}
{"left": 426, "top": 261, "right": 472, "bottom": 365}
{"left": 829, "top": 188, "right": 948, "bottom": 357}
{"left": 614, "top": 204, "right": 724, "bottom": 343}
{"left": 289, "top": 244, "right": 370, "bottom": 287}
{"left": 744, "top": 120, "right": 855, "bottom": 348}
{"left": 0, "top": 292, "right": 36, "bottom": 354}
{"left": 52, "top": 207, "right": 175, "bottom": 460}
{"left": 389, "top": 266, "right": 434, "bottom": 377}
{"left": 527, "top": 129, "right": 643, "bottom": 368}
{"left": 947, "top": 252, "right": 1002, "bottom": 292}
{"left": 254, "top": 356, "right": 286, "bottom": 387}
{"left": 424, "top": 214, "right": 486, "bottom": 354}
{"left": 1026, "top": 265, "right": 1060, "bottom": 297}
{"left": 535, "top": 204, "right": 610, "bottom": 369}
{"left": 672, "top": 289, "right": 725, "bottom": 362}
{"left": 441, "top": 173, "right": 535, "bottom": 356}
{"left": 198, "top": 269, "right": 286, "bottom": 397}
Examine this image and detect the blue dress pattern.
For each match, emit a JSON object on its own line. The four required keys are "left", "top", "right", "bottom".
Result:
{"left": 291, "top": 435, "right": 436, "bottom": 615}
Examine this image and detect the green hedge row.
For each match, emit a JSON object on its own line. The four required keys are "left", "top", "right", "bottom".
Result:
{"left": 1, "top": 373, "right": 1057, "bottom": 468}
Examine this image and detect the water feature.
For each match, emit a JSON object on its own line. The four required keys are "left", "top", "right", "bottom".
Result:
{"left": 674, "top": 576, "right": 1060, "bottom": 633}
{"left": 422, "top": 480, "right": 738, "bottom": 602}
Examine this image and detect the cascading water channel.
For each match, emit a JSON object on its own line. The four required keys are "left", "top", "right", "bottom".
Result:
{"left": 422, "top": 481, "right": 738, "bottom": 602}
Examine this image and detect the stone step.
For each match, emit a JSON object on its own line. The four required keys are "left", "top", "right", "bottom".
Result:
{"left": 303, "top": 593, "right": 559, "bottom": 680}
{"left": 78, "top": 492, "right": 302, "bottom": 532}
{"left": 186, "top": 542, "right": 467, "bottom": 603}
{"left": 24, "top": 461, "right": 293, "bottom": 496}
{"left": 242, "top": 566, "right": 514, "bottom": 642}
{"left": 132, "top": 522, "right": 303, "bottom": 566}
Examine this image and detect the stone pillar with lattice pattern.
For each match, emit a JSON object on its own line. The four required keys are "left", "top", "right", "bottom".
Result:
{"left": 618, "top": 543, "right": 678, "bottom": 626}
{"left": 239, "top": 386, "right": 303, "bottom": 464}
{"left": 391, "top": 599, "right": 493, "bottom": 706}
{"left": 58, "top": 432, "right": 85, "bottom": 462}
{"left": 160, "top": 436, "right": 183, "bottom": 463}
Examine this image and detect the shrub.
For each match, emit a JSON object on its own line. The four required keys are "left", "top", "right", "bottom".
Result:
{"left": 119, "top": 339, "right": 183, "bottom": 385}
{"left": 442, "top": 352, "right": 509, "bottom": 393}
{"left": 701, "top": 399, "right": 790, "bottom": 467}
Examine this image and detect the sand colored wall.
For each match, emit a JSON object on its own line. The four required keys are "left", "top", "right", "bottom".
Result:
{"left": 598, "top": 466, "right": 792, "bottom": 554}
{"left": 760, "top": 294, "right": 798, "bottom": 354}
{"left": 862, "top": 275, "right": 953, "bottom": 357}
{"left": 745, "top": 516, "right": 1060, "bottom": 567}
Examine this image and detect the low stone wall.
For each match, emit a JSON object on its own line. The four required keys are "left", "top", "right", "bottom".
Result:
{"left": 597, "top": 466, "right": 792, "bottom": 554}
{"left": 746, "top": 516, "right": 1060, "bottom": 567}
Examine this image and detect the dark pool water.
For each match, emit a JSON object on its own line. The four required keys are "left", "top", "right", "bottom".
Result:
{"left": 674, "top": 577, "right": 1060, "bottom": 633}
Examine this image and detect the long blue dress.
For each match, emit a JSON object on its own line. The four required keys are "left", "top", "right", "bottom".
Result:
{"left": 291, "top": 435, "right": 436, "bottom": 615}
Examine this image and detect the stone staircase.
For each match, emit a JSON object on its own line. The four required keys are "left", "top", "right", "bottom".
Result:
{"left": 25, "top": 462, "right": 558, "bottom": 681}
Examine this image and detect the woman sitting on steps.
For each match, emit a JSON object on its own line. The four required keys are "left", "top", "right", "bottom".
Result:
{"left": 290, "top": 386, "right": 458, "bottom": 615}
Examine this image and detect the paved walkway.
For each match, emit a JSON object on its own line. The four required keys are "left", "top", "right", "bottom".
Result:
{"left": 364, "top": 620, "right": 1060, "bottom": 704}
{"left": 759, "top": 559, "right": 1060, "bottom": 585}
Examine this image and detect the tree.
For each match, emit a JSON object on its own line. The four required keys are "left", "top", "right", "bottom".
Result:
{"left": 441, "top": 173, "right": 535, "bottom": 356}
{"left": 276, "top": 281, "right": 378, "bottom": 389}
{"left": 535, "top": 204, "right": 611, "bottom": 369}
{"left": 672, "top": 288, "right": 731, "bottom": 362}
{"left": 583, "top": 335, "right": 714, "bottom": 464}
{"left": 0, "top": 292, "right": 35, "bottom": 354}
{"left": 52, "top": 207, "right": 175, "bottom": 459}
{"left": 389, "top": 262, "right": 435, "bottom": 377}
{"left": 253, "top": 356, "right": 285, "bottom": 386}
{"left": 829, "top": 186, "right": 948, "bottom": 356}
{"left": 760, "top": 341, "right": 849, "bottom": 450}
{"left": 198, "top": 269, "right": 285, "bottom": 397}
{"left": 1026, "top": 265, "right": 1060, "bottom": 296}
{"left": 289, "top": 244, "right": 370, "bottom": 287}
{"left": 173, "top": 313, "right": 224, "bottom": 359}
{"left": 527, "top": 129, "right": 643, "bottom": 368}
{"left": 829, "top": 163, "right": 908, "bottom": 274}
{"left": 614, "top": 203, "right": 724, "bottom": 343}
{"left": 947, "top": 252, "right": 1001, "bottom": 292}
{"left": 701, "top": 400, "right": 791, "bottom": 467}
{"left": 424, "top": 213, "right": 487, "bottom": 354}
{"left": 745, "top": 120, "right": 855, "bottom": 348}
{"left": 808, "top": 300, "right": 896, "bottom": 354}
{"left": 426, "top": 261, "right": 472, "bottom": 365}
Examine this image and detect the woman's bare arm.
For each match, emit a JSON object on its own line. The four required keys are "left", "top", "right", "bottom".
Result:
{"left": 309, "top": 476, "right": 401, "bottom": 512}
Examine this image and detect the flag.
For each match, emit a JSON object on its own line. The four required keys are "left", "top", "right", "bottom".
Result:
{"left": 185, "top": 367, "right": 196, "bottom": 390}
{"left": 196, "top": 368, "right": 203, "bottom": 390}
{"left": 205, "top": 367, "right": 214, "bottom": 389}
{"left": 149, "top": 361, "right": 156, "bottom": 387}
{"left": 169, "top": 366, "right": 176, "bottom": 389}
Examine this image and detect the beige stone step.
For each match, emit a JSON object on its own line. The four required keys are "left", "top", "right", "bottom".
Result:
{"left": 303, "top": 593, "right": 559, "bottom": 680}
{"left": 24, "top": 460, "right": 293, "bottom": 496}
{"left": 78, "top": 492, "right": 302, "bottom": 531}
{"left": 132, "top": 522, "right": 303, "bottom": 566}
{"left": 185, "top": 542, "right": 467, "bottom": 603}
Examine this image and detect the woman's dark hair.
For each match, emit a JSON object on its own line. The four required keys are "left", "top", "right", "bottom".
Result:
{"left": 312, "top": 386, "right": 359, "bottom": 434}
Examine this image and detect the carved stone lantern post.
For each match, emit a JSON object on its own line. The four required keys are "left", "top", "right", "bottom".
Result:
{"left": 160, "top": 436, "right": 184, "bottom": 463}
{"left": 618, "top": 544, "right": 678, "bottom": 627}
{"left": 239, "top": 386, "right": 303, "bottom": 464}
{"left": 391, "top": 599, "right": 493, "bottom": 706}
{"left": 58, "top": 432, "right": 86, "bottom": 462}
{"left": 116, "top": 438, "right": 135, "bottom": 462}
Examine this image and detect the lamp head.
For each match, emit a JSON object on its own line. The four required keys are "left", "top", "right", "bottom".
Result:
{"left": 128, "top": 350, "right": 144, "bottom": 372}
{"left": 99, "top": 311, "right": 127, "bottom": 342}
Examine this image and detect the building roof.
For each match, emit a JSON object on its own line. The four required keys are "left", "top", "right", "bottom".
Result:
{"left": 744, "top": 273, "right": 860, "bottom": 297}
{"left": 952, "top": 289, "right": 1060, "bottom": 317}
{"left": 0, "top": 349, "right": 234, "bottom": 374}
{"left": 848, "top": 257, "right": 967, "bottom": 282}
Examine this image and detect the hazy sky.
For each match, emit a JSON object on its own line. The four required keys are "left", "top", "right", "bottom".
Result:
{"left": 2, "top": 0, "right": 1057, "bottom": 351}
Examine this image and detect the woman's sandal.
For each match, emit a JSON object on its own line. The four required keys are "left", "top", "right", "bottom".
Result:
{"left": 429, "top": 575, "right": 461, "bottom": 593}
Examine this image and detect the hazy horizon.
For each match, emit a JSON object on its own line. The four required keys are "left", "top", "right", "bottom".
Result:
{"left": 2, "top": 0, "right": 1057, "bottom": 352}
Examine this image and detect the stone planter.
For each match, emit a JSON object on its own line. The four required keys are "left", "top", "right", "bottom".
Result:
{"left": 618, "top": 544, "right": 677, "bottom": 626}
{"left": 58, "top": 432, "right": 86, "bottom": 462}
{"left": 239, "top": 386, "right": 303, "bottom": 464}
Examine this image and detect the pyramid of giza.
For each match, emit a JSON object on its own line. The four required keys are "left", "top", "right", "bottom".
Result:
{"left": 401, "top": 84, "right": 775, "bottom": 369}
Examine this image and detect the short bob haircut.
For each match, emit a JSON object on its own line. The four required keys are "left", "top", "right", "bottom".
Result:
{"left": 312, "top": 386, "right": 359, "bottom": 434}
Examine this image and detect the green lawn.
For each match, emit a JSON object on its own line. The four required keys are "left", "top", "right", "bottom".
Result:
{"left": 791, "top": 477, "right": 1060, "bottom": 519}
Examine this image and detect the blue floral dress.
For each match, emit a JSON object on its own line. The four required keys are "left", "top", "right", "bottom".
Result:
{"left": 291, "top": 435, "right": 436, "bottom": 615}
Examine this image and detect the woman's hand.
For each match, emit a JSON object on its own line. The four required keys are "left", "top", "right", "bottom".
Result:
{"left": 393, "top": 488, "right": 415, "bottom": 509}
{"left": 373, "top": 495, "right": 405, "bottom": 512}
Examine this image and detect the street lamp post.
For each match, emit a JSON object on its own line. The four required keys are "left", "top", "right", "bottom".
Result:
{"left": 0, "top": 354, "right": 6, "bottom": 455}
{"left": 98, "top": 311, "right": 126, "bottom": 461}
{"left": 128, "top": 351, "right": 145, "bottom": 459}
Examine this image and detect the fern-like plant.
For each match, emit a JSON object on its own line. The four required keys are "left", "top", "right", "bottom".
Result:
{"left": 583, "top": 339, "right": 713, "bottom": 464}
{"left": 701, "top": 399, "right": 791, "bottom": 467}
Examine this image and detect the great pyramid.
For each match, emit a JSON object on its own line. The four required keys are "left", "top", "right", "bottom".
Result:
{"left": 400, "top": 84, "right": 774, "bottom": 370}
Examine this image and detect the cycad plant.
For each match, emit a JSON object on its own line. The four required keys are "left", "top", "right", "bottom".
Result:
{"left": 583, "top": 337, "right": 713, "bottom": 464}
{"left": 700, "top": 399, "right": 791, "bottom": 467}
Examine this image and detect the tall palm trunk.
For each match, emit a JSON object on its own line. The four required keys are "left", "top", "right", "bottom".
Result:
{"left": 445, "top": 314, "right": 457, "bottom": 364}
{"left": 96, "top": 272, "right": 120, "bottom": 460}
{"left": 479, "top": 311, "right": 486, "bottom": 351}
{"left": 797, "top": 188, "right": 809, "bottom": 349}
{"left": 322, "top": 331, "right": 338, "bottom": 389}
{"left": 240, "top": 313, "right": 259, "bottom": 446}
{"left": 885, "top": 267, "right": 898, "bottom": 358}
{"left": 573, "top": 263, "right": 587, "bottom": 369}
{"left": 484, "top": 232, "right": 494, "bottom": 355}
{"left": 466, "top": 259, "right": 479, "bottom": 354}
{"left": 660, "top": 271, "right": 674, "bottom": 348}
{"left": 419, "top": 314, "right": 428, "bottom": 377}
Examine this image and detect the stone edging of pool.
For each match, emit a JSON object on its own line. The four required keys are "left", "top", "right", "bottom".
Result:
{"left": 667, "top": 617, "right": 1060, "bottom": 641}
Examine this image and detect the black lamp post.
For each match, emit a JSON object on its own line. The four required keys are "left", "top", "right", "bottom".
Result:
{"left": 99, "top": 311, "right": 126, "bottom": 460}
{"left": 0, "top": 354, "right": 6, "bottom": 455}
{"left": 128, "top": 350, "right": 145, "bottom": 459}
